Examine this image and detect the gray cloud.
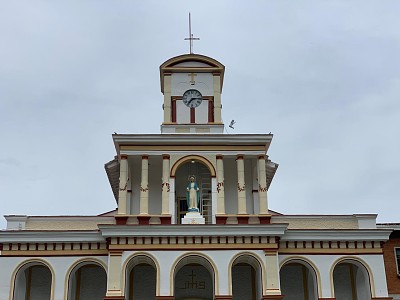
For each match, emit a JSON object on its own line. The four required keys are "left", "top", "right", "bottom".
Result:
{"left": 0, "top": 0, "right": 399, "bottom": 228}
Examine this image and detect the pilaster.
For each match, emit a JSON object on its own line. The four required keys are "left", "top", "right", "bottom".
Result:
{"left": 117, "top": 155, "right": 129, "bottom": 215}
{"left": 213, "top": 73, "right": 222, "bottom": 123}
{"left": 216, "top": 155, "right": 225, "bottom": 214}
{"left": 264, "top": 250, "right": 282, "bottom": 297}
{"left": 105, "top": 250, "right": 123, "bottom": 298}
{"left": 140, "top": 155, "right": 149, "bottom": 214}
{"left": 163, "top": 74, "right": 172, "bottom": 123}
{"left": 236, "top": 155, "right": 247, "bottom": 214}
{"left": 162, "top": 155, "right": 170, "bottom": 214}
{"left": 258, "top": 155, "right": 268, "bottom": 214}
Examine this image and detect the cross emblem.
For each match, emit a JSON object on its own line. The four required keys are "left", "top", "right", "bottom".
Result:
{"left": 188, "top": 73, "right": 197, "bottom": 85}
{"left": 184, "top": 13, "right": 200, "bottom": 54}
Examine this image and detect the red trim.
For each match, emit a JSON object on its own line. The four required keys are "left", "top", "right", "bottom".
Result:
{"left": 160, "top": 216, "right": 172, "bottom": 225}
{"left": 190, "top": 107, "right": 195, "bottom": 123}
{"left": 142, "top": 155, "right": 149, "bottom": 160}
{"left": 120, "top": 154, "right": 128, "bottom": 159}
{"left": 216, "top": 155, "right": 223, "bottom": 160}
{"left": 216, "top": 216, "right": 228, "bottom": 225}
{"left": 171, "top": 99, "right": 176, "bottom": 122}
{"left": 208, "top": 100, "right": 214, "bottom": 122}
{"left": 137, "top": 216, "right": 151, "bottom": 225}
{"left": 115, "top": 216, "right": 128, "bottom": 225}
{"left": 237, "top": 216, "right": 249, "bottom": 224}
{"left": 258, "top": 155, "right": 265, "bottom": 160}
{"left": 259, "top": 216, "right": 271, "bottom": 224}
{"left": 163, "top": 155, "right": 170, "bottom": 160}
{"left": 236, "top": 155, "right": 244, "bottom": 160}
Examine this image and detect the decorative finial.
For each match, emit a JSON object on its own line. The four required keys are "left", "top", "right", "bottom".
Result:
{"left": 184, "top": 12, "right": 200, "bottom": 54}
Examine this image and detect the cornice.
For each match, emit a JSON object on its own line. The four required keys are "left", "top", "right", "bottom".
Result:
{"left": 98, "top": 224, "right": 288, "bottom": 238}
{"left": 281, "top": 229, "right": 392, "bottom": 241}
{"left": 0, "top": 230, "right": 104, "bottom": 243}
{"left": 112, "top": 134, "right": 273, "bottom": 147}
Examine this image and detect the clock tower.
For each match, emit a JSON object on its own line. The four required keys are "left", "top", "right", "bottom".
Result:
{"left": 160, "top": 54, "right": 225, "bottom": 134}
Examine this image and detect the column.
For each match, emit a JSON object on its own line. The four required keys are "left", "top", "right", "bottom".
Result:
{"left": 236, "top": 155, "right": 247, "bottom": 214}
{"left": 216, "top": 155, "right": 225, "bottom": 214}
{"left": 264, "top": 250, "right": 283, "bottom": 299}
{"left": 163, "top": 74, "right": 172, "bottom": 123}
{"left": 117, "top": 155, "right": 129, "bottom": 215}
{"left": 213, "top": 73, "right": 222, "bottom": 123}
{"left": 105, "top": 251, "right": 124, "bottom": 299}
{"left": 140, "top": 155, "right": 149, "bottom": 214}
{"left": 258, "top": 155, "right": 269, "bottom": 214}
{"left": 162, "top": 155, "right": 170, "bottom": 214}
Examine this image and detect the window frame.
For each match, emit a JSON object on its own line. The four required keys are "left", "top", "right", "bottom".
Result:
{"left": 395, "top": 247, "right": 400, "bottom": 276}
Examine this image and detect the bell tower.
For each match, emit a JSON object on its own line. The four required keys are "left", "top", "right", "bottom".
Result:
{"left": 159, "top": 54, "right": 225, "bottom": 134}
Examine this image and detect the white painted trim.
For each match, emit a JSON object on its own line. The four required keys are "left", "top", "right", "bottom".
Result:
{"left": 0, "top": 231, "right": 104, "bottom": 243}
{"left": 99, "top": 224, "right": 288, "bottom": 237}
{"left": 281, "top": 229, "right": 392, "bottom": 241}
{"left": 113, "top": 134, "right": 273, "bottom": 145}
{"left": 120, "top": 150, "right": 266, "bottom": 156}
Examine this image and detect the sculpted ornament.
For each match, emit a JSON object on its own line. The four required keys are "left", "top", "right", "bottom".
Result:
{"left": 186, "top": 175, "right": 200, "bottom": 212}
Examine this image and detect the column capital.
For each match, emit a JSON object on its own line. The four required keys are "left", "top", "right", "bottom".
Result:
{"left": 120, "top": 154, "right": 128, "bottom": 160}
{"left": 216, "top": 154, "right": 224, "bottom": 160}
{"left": 163, "top": 154, "right": 170, "bottom": 160}
{"left": 258, "top": 154, "right": 266, "bottom": 160}
{"left": 264, "top": 249, "right": 279, "bottom": 256}
{"left": 142, "top": 155, "right": 149, "bottom": 160}
{"left": 236, "top": 154, "right": 244, "bottom": 160}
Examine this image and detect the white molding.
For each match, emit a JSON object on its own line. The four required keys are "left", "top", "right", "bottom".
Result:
{"left": 99, "top": 224, "right": 288, "bottom": 237}
{"left": 281, "top": 229, "right": 392, "bottom": 241}
{"left": 120, "top": 150, "right": 266, "bottom": 156}
{"left": 0, "top": 230, "right": 104, "bottom": 243}
{"left": 113, "top": 134, "right": 273, "bottom": 146}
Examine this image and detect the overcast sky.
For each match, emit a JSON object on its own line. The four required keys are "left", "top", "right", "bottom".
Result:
{"left": 1, "top": 1, "right": 399, "bottom": 229}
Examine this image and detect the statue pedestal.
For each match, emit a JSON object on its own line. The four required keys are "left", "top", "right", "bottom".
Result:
{"left": 182, "top": 212, "right": 205, "bottom": 224}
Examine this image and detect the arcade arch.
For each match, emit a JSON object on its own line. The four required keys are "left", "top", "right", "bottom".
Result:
{"left": 125, "top": 254, "right": 157, "bottom": 300}
{"left": 280, "top": 258, "right": 318, "bottom": 300}
{"left": 66, "top": 259, "right": 107, "bottom": 300}
{"left": 173, "top": 254, "right": 215, "bottom": 300}
{"left": 231, "top": 254, "right": 263, "bottom": 300}
{"left": 12, "top": 260, "right": 53, "bottom": 300}
{"left": 332, "top": 258, "right": 372, "bottom": 300}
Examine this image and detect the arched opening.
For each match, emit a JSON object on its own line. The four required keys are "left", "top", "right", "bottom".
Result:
{"left": 174, "top": 255, "right": 214, "bottom": 300}
{"left": 280, "top": 260, "right": 318, "bottom": 300}
{"left": 13, "top": 262, "right": 52, "bottom": 300}
{"left": 126, "top": 255, "right": 157, "bottom": 300}
{"left": 231, "top": 255, "right": 262, "bottom": 300}
{"left": 67, "top": 261, "right": 107, "bottom": 300}
{"left": 333, "top": 260, "right": 371, "bottom": 300}
{"left": 175, "top": 158, "right": 213, "bottom": 224}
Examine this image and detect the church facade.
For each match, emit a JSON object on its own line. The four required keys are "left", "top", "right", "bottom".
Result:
{"left": 0, "top": 53, "right": 394, "bottom": 300}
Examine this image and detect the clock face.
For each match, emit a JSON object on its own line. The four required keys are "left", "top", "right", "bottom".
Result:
{"left": 182, "top": 89, "right": 203, "bottom": 108}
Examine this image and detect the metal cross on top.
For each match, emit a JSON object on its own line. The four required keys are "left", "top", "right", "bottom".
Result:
{"left": 184, "top": 13, "right": 200, "bottom": 54}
